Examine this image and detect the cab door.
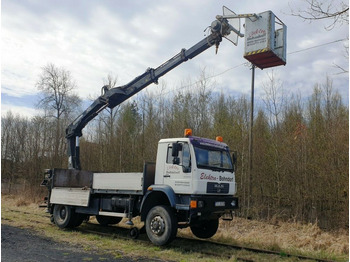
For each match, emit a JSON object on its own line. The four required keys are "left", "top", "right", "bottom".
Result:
{"left": 163, "top": 142, "right": 192, "bottom": 194}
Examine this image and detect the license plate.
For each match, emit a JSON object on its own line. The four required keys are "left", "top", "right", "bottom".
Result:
{"left": 215, "top": 201, "right": 225, "bottom": 207}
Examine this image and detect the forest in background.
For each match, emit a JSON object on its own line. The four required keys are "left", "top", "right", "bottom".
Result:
{"left": 1, "top": 69, "right": 348, "bottom": 230}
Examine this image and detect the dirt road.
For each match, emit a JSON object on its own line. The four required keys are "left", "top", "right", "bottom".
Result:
{"left": 1, "top": 224, "right": 157, "bottom": 262}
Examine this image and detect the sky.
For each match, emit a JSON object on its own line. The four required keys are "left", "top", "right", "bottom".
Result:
{"left": 2, "top": 0, "right": 349, "bottom": 118}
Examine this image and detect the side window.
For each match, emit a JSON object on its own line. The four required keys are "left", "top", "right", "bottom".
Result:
{"left": 166, "top": 144, "right": 184, "bottom": 164}
{"left": 166, "top": 146, "right": 173, "bottom": 164}
{"left": 166, "top": 143, "right": 191, "bottom": 173}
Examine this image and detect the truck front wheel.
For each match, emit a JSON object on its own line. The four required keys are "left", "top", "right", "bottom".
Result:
{"left": 145, "top": 205, "right": 177, "bottom": 246}
{"left": 190, "top": 218, "right": 219, "bottom": 239}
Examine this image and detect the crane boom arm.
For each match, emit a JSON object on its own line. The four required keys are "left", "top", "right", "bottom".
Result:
{"left": 66, "top": 17, "right": 236, "bottom": 169}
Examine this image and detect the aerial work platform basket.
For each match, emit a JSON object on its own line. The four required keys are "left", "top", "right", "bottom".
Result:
{"left": 216, "top": 7, "right": 286, "bottom": 69}
{"left": 244, "top": 11, "right": 287, "bottom": 69}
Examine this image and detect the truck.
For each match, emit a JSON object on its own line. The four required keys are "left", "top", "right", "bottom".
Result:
{"left": 42, "top": 6, "right": 241, "bottom": 246}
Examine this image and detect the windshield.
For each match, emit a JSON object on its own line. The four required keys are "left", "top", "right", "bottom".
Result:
{"left": 193, "top": 145, "right": 233, "bottom": 172}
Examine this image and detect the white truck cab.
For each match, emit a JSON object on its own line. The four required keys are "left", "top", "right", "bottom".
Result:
{"left": 155, "top": 129, "right": 236, "bottom": 196}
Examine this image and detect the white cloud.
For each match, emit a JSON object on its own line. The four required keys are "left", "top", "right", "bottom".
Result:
{"left": 1, "top": 0, "right": 348, "bottom": 120}
{"left": 1, "top": 104, "right": 41, "bottom": 119}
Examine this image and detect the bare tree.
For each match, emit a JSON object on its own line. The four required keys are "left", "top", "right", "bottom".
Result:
{"left": 36, "top": 63, "right": 81, "bottom": 167}
{"left": 289, "top": 0, "right": 349, "bottom": 74}
{"left": 101, "top": 74, "right": 119, "bottom": 141}
{"left": 290, "top": 0, "right": 349, "bottom": 77}
{"left": 99, "top": 74, "right": 120, "bottom": 171}
{"left": 36, "top": 63, "right": 81, "bottom": 119}
{"left": 290, "top": 0, "right": 349, "bottom": 30}
{"left": 262, "top": 70, "right": 285, "bottom": 129}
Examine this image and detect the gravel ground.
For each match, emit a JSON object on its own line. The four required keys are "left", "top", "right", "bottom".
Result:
{"left": 1, "top": 224, "right": 160, "bottom": 262}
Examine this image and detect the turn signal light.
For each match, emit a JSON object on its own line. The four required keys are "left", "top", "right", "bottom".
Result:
{"left": 190, "top": 200, "right": 197, "bottom": 209}
{"left": 216, "top": 136, "right": 223, "bottom": 142}
{"left": 184, "top": 129, "right": 192, "bottom": 137}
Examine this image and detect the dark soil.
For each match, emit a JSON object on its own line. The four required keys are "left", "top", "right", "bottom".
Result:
{"left": 1, "top": 224, "right": 161, "bottom": 262}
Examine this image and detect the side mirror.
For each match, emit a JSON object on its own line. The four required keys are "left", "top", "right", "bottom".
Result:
{"left": 230, "top": 152, "right": 237, "bottom": 172}
{"left": 172, "top": 143, "right": 182, "bottom": 165}
{"left": 232, "top": 151, "right": 237, "bottom": 166}
{"left": 172, "top": 143, "right": 182, "bottom": 157}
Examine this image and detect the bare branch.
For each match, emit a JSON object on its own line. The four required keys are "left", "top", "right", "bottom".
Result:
{"left": 289, "top": 0, "right": 349, "bottom": 30}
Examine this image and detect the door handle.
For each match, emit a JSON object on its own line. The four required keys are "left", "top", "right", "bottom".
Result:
{"left": 164, "top": 174, "right": 171, "bottom": 178}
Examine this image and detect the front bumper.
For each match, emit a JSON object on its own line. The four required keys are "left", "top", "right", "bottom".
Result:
{"left": 189, "top": 195, "right": 238, "bottom": 221}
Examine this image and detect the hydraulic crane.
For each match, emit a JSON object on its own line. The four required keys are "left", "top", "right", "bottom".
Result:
{"left": 66, "top": 8, "right": 244, "bottom": 170}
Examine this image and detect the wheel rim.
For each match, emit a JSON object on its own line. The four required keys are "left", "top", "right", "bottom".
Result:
{"left": 150, "top": 215, "right": 165, "bottom": 235}
{"left": 59, "top": 206, "right": 67, "bottom": 221}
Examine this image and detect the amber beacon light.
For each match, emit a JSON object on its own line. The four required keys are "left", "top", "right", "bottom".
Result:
{"left": 216, "top": 136, "right": 223, "bottom": 142}
{"left": 184, "top": 129, "right": 192, "bottom": 137}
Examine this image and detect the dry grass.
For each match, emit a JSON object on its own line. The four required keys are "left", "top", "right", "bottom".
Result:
{"left": 179, "top": 216, "right": 348, "bottom": 257}
{"left": 2, "top": 194, "right": 348, "bottom": 261}
{"left": 15, "top": 197, "right": 31, "bottom": 207}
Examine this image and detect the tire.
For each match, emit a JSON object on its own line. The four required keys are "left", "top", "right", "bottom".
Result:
{"left": 145, "top": 205, "right": 177, "bottom": 246}
{"left": 53, "top": 205, "right": 77, "bottom": 229}
{"left": 72, "top": 214, "right": 85, "bottom": 227}
{"left": 96, "top": 215, "right": 122, "bottom": 226}
{"left": 129, "top": 227, "right": 140, "bottom": 239}
{"left": 190, "top": 218, "right": 219, "bottom": 239}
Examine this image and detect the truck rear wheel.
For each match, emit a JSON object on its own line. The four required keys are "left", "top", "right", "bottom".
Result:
{"left": 190, "top": 218, "right": 219, "bottom": 239}
{"left": 53, "top": 205, "right": 77, "bottom": 228}
{"left": 96, "top": 215, "right": 122, "bottom": 226}
{"left": 145, "top": 205, "right": 177, "bottom": 246}
{"left": 72, "top": 214, "right": 85, "bottom": 227}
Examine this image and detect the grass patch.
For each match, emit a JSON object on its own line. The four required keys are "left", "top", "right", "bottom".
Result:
{"left": 1, "top": 194, "right": 348, "bottom": 262}
{"left": 210, "top": 218, "right": 349, "bottom": 261}
{"left": 15, "top": 197, "right": 30, "bottom": 207}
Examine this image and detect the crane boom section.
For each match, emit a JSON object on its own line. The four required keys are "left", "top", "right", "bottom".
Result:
{"left": 67, "top": 18, "right": 234, "bottom": 169}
